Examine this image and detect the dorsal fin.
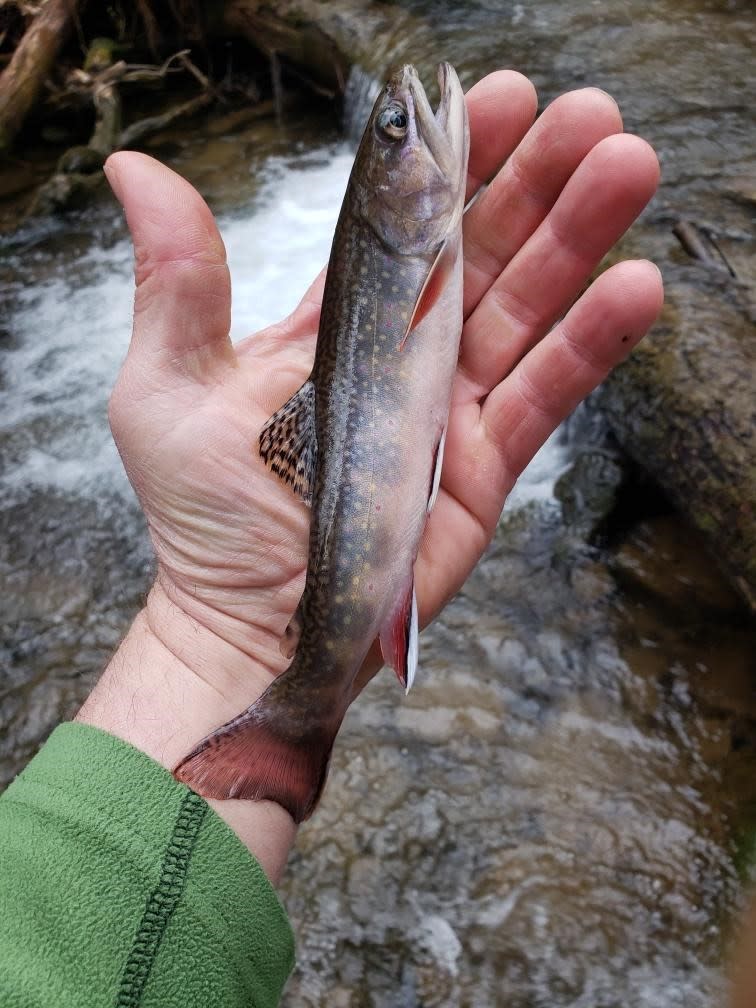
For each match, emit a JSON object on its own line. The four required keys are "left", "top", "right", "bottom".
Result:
{"left": 259, "top": 380, "right": 317, "bottom": 506}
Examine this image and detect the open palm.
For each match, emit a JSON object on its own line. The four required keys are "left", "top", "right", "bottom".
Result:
{"left": 106, "top": 70, "right": 662, "bottom": 708}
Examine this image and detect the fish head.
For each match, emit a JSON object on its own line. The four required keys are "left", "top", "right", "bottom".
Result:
{"left": 354, "top": 63, "right": 469, "bottom": 256}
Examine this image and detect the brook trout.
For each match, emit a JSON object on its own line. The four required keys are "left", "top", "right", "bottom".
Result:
{"left": 174, "top": 63, "right": 469, "bottom": 822}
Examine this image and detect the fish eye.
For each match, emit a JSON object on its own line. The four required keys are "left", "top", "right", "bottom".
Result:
{"left": 377, "top": 104, "right": 409, "bottom": 140}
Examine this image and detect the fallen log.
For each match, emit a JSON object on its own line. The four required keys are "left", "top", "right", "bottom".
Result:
{"left": 0, "top": 0, "right": 78, "bottom": 152}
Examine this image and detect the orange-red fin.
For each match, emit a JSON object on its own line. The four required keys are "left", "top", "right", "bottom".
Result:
{"left": 379, "top": 581, "right": 418, "bottom": 693}
{"left": 398, "top": 239, "right": 455, "bottom": 351}
{"left": 259, "top": 379, "right": 317, "bottom": 506}
{"left": 173, "top": 682, "right": 342, "bottom": 823}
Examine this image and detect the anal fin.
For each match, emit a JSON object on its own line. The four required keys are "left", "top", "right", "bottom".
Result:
{"left": 379, "top": 581, "right": 419, "bottom": 693}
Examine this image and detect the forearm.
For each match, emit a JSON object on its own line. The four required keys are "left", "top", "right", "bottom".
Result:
{"left": 76, "top": 581, "right": 297, "bottom": 884}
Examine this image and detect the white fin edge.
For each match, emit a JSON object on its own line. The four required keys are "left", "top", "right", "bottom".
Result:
{"left": 399, "top": 239, "right": 448, "bottom": 351}
{"left": 428, "top": 425, "right": 447, "bottom": 513}
{"left": 405, "top": 588, "right": 418, "bottom": 694}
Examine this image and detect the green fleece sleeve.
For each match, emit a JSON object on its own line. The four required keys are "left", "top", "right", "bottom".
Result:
{"left": 0, "top": 722, "right": 294, "bottom": 1007}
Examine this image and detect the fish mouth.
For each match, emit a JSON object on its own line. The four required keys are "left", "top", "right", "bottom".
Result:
{"left": 387, "top": 63, "right": 467, "bottom": 191}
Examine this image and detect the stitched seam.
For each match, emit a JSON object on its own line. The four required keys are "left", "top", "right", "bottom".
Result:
{"left": 114, "top": 791, "right": 207, "bottom": 1007}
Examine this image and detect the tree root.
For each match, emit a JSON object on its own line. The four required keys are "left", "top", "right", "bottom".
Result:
{"left": 27, "top": 45, "right": 213, "bottom": 216}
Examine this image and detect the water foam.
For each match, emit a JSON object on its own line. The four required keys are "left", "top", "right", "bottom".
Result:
{"left": 2, "top": 141, "right": 567, "bottom": 508}
{"left": 1, "top": 147, "right": 353, "bottom": 495}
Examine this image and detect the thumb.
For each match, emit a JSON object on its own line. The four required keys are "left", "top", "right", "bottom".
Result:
{"left": 105, "top": 151, "right": 233, "bottom": 374}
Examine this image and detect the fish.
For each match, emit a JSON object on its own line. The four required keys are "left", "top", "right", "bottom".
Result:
{"left": 174, "top": 62, "right": 469, "bottom": 823}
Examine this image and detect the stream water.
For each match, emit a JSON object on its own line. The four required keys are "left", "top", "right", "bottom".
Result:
{"left": 1, "top": 1, "right": 755, "bottom": 1005}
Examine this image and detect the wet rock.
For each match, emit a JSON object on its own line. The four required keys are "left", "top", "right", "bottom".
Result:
{"left": 26, "top": 168, "right": 103, "bottom": 215}
{"left": 611, "top": 515, "right": 746, "bottom": 617}
{"left": 222, "top": 0, "right": 419, "bottom": 97}
{"left": 553, "top": 447, "right": 625, "bottom": 543}
{"left": 0, "top": 486, "right": 151, "bottom": 789}
{"left": 403, "top": 915, "right": 462, "bottom": 1007}
{"left": 725, "top": 176, "right": 756, "bottom": 209}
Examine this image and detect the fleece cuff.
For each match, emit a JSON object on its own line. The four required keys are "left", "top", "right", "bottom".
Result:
{"left": 0, "top": 722, "right": 294, "bottom": 1008}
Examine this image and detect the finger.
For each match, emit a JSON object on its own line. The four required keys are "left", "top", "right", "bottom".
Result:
{"left": 105, "top": 151, "right": 233, "bottom": 375}
{"left": 479, "top": 259, "right": 664, "bottom": 488}
{"left": 463, "top": 87, "right": 624, "bottom": 318}
{"left": 459, "top": 134, "right": 660, "bottom": 397}
{"left": 464, "top": 70, "right": 538, "bottom": 201}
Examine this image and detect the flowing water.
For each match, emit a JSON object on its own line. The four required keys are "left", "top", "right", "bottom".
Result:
{"left": 1, "top": 2, "right": 755, "bottom": 1005}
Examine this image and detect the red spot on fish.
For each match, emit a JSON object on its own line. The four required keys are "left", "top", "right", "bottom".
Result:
{"left": 375, "top": 503, "right": 382, "bottom": 512}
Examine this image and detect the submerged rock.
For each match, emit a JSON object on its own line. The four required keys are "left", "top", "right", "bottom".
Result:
{"left": 0, "top": 486, "right": 151, "bottom": 787}
{"left": 553, "top": 447, "right": 625, "bottom": 544}
{"left": 611, "top": 515, "right": 746, "bottom": 618}
{"left": 278, "top": 493, "right": 754, "bottom": 1006}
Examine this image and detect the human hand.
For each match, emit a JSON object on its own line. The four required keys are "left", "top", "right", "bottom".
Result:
{"left": 78, "top": 71, "right": 662, "bottom": 865}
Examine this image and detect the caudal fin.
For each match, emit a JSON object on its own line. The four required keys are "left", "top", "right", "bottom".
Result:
{"left": 173, "top": 679, "right": 344, "bottom": 823}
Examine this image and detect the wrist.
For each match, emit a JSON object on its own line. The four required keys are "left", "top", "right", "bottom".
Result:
{"left": 76, "top": 584, "right": 297, "bottom": 882}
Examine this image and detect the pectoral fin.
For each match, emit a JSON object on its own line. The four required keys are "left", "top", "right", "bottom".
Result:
{"left": 259, "top": 380, "right": 317, "bottom": 505}
{"left": 379, "top": 580, "right": 419, "bottom": 693}
{"left": 398, "top": 239, "right": 456, "bottom": 351}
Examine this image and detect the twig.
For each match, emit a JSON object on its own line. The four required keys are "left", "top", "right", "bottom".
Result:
{"left": 284, "top": 61, "right": 337, "bottom": 100}
{"left": 177, "top": 50, "right": 209, "bottom": 89}
{"left": 697, "top": 225, "right": 737, "bottom": 278}
{"left": 270, "top": 49, "right": 283, "bottom": 126}
{"left": 135, "top": 0, "right": 161, "bottom": 61}
{"left": 118, "top": 90, "right": 211, "bottom": 147}
{"left": 672, "top": 219, "right": 735, "bottom": 277}
{"left": 70, "top": 0, "right": 87, "bottom": 57}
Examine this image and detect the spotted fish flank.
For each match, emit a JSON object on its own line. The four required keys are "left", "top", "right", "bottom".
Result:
{"left": 174, "top": 63, "right": 469, "bottom": 822}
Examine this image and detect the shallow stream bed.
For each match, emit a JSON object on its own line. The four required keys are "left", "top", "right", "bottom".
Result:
{"left": 2, "top": 3, "right": 755, "bottom": 1002}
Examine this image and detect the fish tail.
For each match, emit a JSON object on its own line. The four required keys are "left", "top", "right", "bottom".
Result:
{"left": 173, "top": 670, "right": 346, "bottom": 824}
